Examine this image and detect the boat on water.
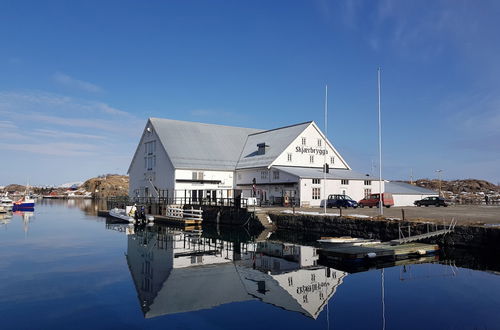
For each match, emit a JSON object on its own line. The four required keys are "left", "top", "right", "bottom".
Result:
{"left": 317, "top": 236, "right": 381, "bottom": 247}
{"left": 109, "top": 206, "right": 154, "bottom": 224}
{"left": 0, "top": 195, "right": 13, "bottom": 211}
{"left": 13, "top": 195, "right": 35, "bottom": 211}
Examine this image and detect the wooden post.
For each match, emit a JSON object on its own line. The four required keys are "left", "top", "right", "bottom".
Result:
{"left": 401, "top": 209, "right": 405, "bottom": 221}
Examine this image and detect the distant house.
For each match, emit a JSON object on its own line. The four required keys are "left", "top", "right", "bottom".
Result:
{"left": 385, "top": 181, "right": 438, "bottom": 207}
{"left": 127, "top": 118, "right": 382, "bottom": 207}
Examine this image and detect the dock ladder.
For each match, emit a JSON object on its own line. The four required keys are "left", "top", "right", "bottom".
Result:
{"left": 390, "top": 218, "right": 457, "bottom": 245}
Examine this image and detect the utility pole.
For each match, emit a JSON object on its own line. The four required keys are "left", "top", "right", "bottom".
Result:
{"left": 435, "top": 169, "right": 443, "bottom": 197}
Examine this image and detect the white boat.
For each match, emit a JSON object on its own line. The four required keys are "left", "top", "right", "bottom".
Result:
{"left": 0, "top": 195, "right": 13, "bottom": 211}
{"left": 109, "top": 206, "right": 154, "bottom": 223}
{"left": 317, "top": 236, "right": 381, "bottom": 247}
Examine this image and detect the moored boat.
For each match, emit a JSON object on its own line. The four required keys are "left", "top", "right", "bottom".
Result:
{"left": 317, "top": 236, "right": 381, "bottom": 247}
{"left": 109, "top": 206, "right": 154, "bottom": 223}
{"left": 0, "top": 195, "right": 13, "bottom": 211}
{"left": 13, "top": 195, "right": 36, "bottom": 211}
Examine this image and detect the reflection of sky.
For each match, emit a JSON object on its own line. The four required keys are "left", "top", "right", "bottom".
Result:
{"left": 0, "top": 203, "right": 499, "bottom": 329}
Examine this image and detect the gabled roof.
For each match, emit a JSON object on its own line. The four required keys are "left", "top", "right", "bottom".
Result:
{"left": 150, "top": 118, "right": 261, "bottom": 170}
{"left": 236, "top": 122, "right": 312, "bottom": 169}
{"left": 274, "top": 166, "right": 376, "bottom": 180}
{"left": 385, "top": 181, "right": 438, "bottom": 195}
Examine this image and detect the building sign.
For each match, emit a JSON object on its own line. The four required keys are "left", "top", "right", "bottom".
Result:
{"left": 296, "top": 281, "right": 331, "bottom": 294}
{"left": 295, "top": 146, "right": 328, "bottom": 155}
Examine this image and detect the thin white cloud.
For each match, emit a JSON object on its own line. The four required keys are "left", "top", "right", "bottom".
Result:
{"left": 32, "top": 129, "right": 106, "bottom": 140}
{"left": 0, "top": 120, "right": 17, "bottom": 129}
{"left": 53, "top": 72, "right": 103, "bottom": 93}
{"left": 0, "top": 142, "right": 98, "bottom": 157}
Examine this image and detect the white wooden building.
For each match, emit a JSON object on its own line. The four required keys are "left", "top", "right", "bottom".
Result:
{"left": 128, "top": 118, "right": 383, "bottom": 207}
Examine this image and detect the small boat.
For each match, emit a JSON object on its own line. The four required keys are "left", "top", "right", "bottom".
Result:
{"left": 317, "top": 236, "right": 381, "bottom": 247}
{"left": 109, "top": 206, "right": 154, "bottom": 223}
{"left": 12, "top": 196, "right": 35, "bottom": 211}
{"left": 0, "top": 195, "right": 13, "bottom": 211}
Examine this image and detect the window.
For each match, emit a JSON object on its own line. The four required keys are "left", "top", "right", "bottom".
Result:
{"left": 273, "top": 170, "right": 280, "bottom": 180}
{"left": 237, "top": 173, "right": 242, "bottom": 180}
{"left": 364, "top": 188, "right": 372, "bottom": 198}
{"left": 287, "top": 153, "right": 292, "bottom": 162}
{"left": 330, "top": 156, "right": 335, "bottom": 164}
{"left": 146, "top": 156, "right": 155, "bottom": 170}
{"left": 261, "top": 171, "right": 268, "bottom": 180}
{"left": 145, "top": 140, "right": 156, "bottom": 155}
{"left": 317, "top": 139, "right": 322, "bottom": 147}
{"left": 341, "top": 179, "right": 349, "bottom": 185}
{"left": 311, "top": 273, "right": 316, "bottom": 282}
{"left": 309, "top": 155, "right": 314, "bottom": 163}
{"left": 301, "top": 137, "right": 306, "bottom": 145}
{"left": 192, "top": 171, "right": 204, "bottom": 180}
{"left": 364, "top": 180, "right": 372, "bottom": 185}
{"left": 288, "top": 277, "right": 293, "bottom": 286}
{"left": 312, "top": 187, "right": 321, "bottom": 200}
{"left": 312, "top": 178, "right": 320, "bottom": 184}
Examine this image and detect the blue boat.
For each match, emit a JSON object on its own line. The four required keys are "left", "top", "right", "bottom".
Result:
{"left": 13, "top": 196, "right": 35, "bottom": 211}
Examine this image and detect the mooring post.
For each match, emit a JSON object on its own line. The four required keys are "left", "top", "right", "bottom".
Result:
{"left": 401, "top": 209, "right": 405, "bottom": 221}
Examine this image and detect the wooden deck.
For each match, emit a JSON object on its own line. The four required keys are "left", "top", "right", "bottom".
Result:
{"left": 154, "top": 215, "right": 202, "bottom": 226}
{"left": 319, "top": 242, "right": 440, "bottom": 262}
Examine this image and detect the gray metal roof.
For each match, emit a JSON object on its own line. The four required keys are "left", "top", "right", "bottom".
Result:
{"left": 274, "top": 166, "right": 376, "bottom": 180}
{"left": 236, "top": 122, "right": 312, "bottom": 169}
{"left": 385, "top": 181, "right": 438, "bottom": 195}
{"left": 150, "top": 118, "right": 261, "bottom": 170}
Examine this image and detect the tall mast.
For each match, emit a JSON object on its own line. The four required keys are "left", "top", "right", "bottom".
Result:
{"left": 323, "top": 85, "right": 328, "bottom": 215}
{"left": 378, "top": 67, "right": 383, "bottom": 215}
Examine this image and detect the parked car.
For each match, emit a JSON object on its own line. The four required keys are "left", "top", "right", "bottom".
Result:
{"left": 414, "top": 196, "right": 449, "bottom": 207}
{"left": 326, "top": 194, "right": 358, "bottom": 208}
{"left": 358, "top": 193, "right": 394, "bottom": 208}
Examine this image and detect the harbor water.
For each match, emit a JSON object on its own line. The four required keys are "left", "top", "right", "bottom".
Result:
{"left": 0, "top": 200, "right": 499, "bottom": 330}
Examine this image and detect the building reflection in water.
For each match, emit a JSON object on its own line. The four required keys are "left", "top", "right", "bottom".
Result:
{"left": 122, "top": 224, "right": 346, "bottom": 319}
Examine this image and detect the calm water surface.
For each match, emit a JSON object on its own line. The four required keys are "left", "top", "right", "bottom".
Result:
{"left": 1, "top": 200, "right": 499, "bottom": 330}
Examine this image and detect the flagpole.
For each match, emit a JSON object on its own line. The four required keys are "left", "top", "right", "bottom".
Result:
{"left": 378, "top": 67, "right": 383, "bottom": 216}
{"left": 324, "top": 85, "right": 328, "bottom": 215}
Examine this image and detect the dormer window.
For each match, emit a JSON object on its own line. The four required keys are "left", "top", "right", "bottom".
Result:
{"left": 257, "top": 143, "right": 268, "bottom": 155}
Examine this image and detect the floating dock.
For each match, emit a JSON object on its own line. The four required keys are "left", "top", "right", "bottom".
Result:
{"left": 319, "top": 242, "right": 439, "bottom": 262}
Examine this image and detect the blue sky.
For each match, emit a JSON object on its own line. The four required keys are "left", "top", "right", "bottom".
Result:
{"left": 1, "top": 0, "right": 499, "bottom": 186}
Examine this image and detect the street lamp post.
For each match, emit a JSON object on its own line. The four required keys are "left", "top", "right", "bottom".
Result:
{"left": 435, "top": 169, "right": 443, "bottom": 197}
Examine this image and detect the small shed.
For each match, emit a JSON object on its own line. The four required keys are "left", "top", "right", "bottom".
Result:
{"left": 385, "top": 182, "right": 438, "bottom": 207}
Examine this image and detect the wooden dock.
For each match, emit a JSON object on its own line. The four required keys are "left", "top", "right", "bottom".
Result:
{"left": 319, "top": 242, "right": 440, "bottom": 262}
{"left": 154, "top": 214, "right": 202, "bottom": 226}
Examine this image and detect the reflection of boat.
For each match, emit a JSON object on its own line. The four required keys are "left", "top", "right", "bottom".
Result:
{"left": 318, "top": 236, "right": 380, "bottom": 247}
{"left": 0, "top": 205, "right": 7, "bottom": 213}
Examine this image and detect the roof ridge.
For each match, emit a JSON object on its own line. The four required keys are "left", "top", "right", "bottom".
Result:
{"left": 149, "top": 117, "right": 261, "bottom": 131}
{"left": 247, "top": 121, "right": 312, "bottom": 136}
